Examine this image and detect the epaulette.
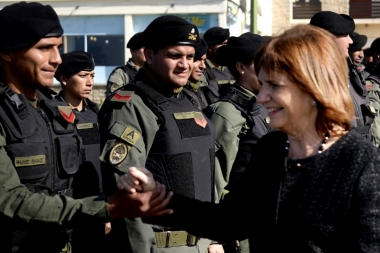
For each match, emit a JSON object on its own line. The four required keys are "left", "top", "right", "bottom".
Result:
{"left": 110, "top": 90, "right": 134, "bottom": 102}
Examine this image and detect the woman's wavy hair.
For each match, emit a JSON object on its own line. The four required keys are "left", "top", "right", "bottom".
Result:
{"left": 254, "top": 24, "right": 354, "bottom": 136}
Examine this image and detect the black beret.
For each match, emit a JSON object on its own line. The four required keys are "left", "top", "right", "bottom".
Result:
{"left": 141, "top": 15, "right": 199, "bottom": 50}
{"left": 215, "top": 32, "right": 265, "bottom": 66}
{"left": 194, "top": 38, "right": 208, "bottom": 62}
{"left": 55, "top": 51, "right": 95, "bottom": 80}
{"left": 364, "top": 47, "right": 373, "bottom": 57}
{"left": 310, "top": 11, "right": 355, "bottom": 36}
{"left": 348, "top": 32, "right": 367, "bottom": 51}
{"left": 371, "top": 38, "right": 380, "bottom": 54}
{"left": 0, "top": 1, "right": 63, "bottom": 52}
{"left": 203, "top": 27, "right": 230, "bottom": 46}
{"left": 127, "top": 32, "right": 143, "bottom": 50}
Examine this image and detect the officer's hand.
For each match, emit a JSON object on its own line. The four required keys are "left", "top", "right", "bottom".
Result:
{"left": 105, "top": 222, "right": 112, "bottom": 235}
{"left": 107, "top": 182, "right": 173, "bottom": 219}
{"left": 208, "top": 244, "right": 225, "bottom": 253}
{"left": 117, "top": 166, "right": 156, "bottom": 193}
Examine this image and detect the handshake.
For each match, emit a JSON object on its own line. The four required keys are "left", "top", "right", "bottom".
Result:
{"left": 108, "top": 167, "right": 173, "bottom": 219}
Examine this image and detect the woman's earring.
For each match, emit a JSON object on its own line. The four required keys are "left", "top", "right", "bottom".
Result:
{"left": 241, "top": 71, "right": 244, "bottom": 74}
{"left": 312, "top": 100, "right": 317, "bottom": 106}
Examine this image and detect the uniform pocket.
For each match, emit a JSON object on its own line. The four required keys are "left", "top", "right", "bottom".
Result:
{"left": 56, "top": 137, "right": 80, "bottom": 177}
{"left": 6, "top": 142, "right": 49, "bottom": 183}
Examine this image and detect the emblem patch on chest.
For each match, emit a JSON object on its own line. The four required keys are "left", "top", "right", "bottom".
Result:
{"left": 173, "top": 111, "right": 207, "bottom": 128}
{"left": 58, "top": 106, "right": 76, "bottom": 124}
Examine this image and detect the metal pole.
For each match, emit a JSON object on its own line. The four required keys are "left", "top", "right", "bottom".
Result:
{"left": 250, "top": 0, "right": 257, "bottom": 33}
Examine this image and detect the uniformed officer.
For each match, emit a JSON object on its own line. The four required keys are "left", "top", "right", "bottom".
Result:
{"left": 54, "top": 51, "right": 111, "bottom": 251}
{"left": 310, "top": 11, "right": 375, "bottom": 140}
{"left": 349, "top": 32, "right": 369, "bottom": 78}
{"left": 0, "top": 2, "right": 172, "bottom": 253}
{"left": 184, "top": 38, "right": 219, "bottom": 110}
{"left": 203, "top": 27, "right": 235, "bottom": 96}
{"left": 106, "top": 32, "right": 145, "bottom": 96}
{"left": 205, "top": 32, "right": 272, "bottom": 253}
{"left": 99, "top": 15, "right": 223, "bottom": 253}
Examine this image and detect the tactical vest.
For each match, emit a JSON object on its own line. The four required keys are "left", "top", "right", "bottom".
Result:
{"left": 129, "top": 80, "right": 216, "bottom": 202}
{"left": 204, "top": 64, "right": 235, "bottom": 98}
{"left": 56, "top": 94, "right": 103, "bottom": 198}
{"left": 349, "top": 66, "right": 374, "bottom": 139}
{"left": 0, "top": 85, "right": 81, "bottom": 253}
{"left": 182, "top": 87, "right": 209, "bottom": 111}
{"left": 120, "top": 63, "right": 138, "bottom": 81}
{"left": 0, "top": 86, "right": 81, "bottom": 195}
{"left": 219, "top": 87, "right": 272, "bottom": 186}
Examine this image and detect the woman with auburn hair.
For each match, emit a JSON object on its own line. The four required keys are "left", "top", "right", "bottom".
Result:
{"left": 119, "top": 24, "right": 380, "bottom": 252}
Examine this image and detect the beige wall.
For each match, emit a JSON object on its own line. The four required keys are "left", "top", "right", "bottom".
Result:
{"left": 322, "top": 0, "right": 349, "bottom": 13}
{"left": 272, "top": 0, "right": 292, "bottom": 36}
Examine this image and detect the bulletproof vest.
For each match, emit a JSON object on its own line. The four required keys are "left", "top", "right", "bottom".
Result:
{"left": 0, "top": 86, "right": 81, "bottom": 253}
{"left": 0, "top": 86, "right": 81, "bottom": 196}
{"left": 72, "top": 99, "right": 103, "bottom": 197}
{"left": 200, "top": 75, "right": 220, "bottom": 105}
{"left": 182, "top": 87, "right": 209, "bottom": 111}
{"left": 349, "top": 66, "right": 374, "bottom": 139}
{"left": 120, "top": 63, "right": 138, "bottom": 81}
{"left": 128, "top": 80, "right": 216, "bottom": 202}
{"left": 219, "top": 86, "right": 272, "bottom": 186}
{"left": 204, "top": 65, "right": 235, "bottom": 98}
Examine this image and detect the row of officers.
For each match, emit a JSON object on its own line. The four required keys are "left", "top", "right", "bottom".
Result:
{"left": 1, "top": 1, "right": 380, "bottom": 253}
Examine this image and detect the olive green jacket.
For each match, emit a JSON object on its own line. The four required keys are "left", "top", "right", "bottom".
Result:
{"left": 207, "top": 86, "right": 256, "bottom": 199}
{"left": 0, "top": 124, "right": 109, "bottom": 228}
{"left": 367, "top": 76, "right": 380, "bottom": 147}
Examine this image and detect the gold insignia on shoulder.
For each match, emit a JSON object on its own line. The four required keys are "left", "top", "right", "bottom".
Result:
{"left": 109, "top": 143, "right": 129, "bottom": 165}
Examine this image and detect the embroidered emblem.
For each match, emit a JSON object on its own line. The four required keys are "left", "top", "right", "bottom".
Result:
{"left": 76, "top": 123, "right": 94, "bottom": 130}
{"left": 109, "top": 143, "right": 129, "bottom": 165}
{"left": 188, "top": 28, "right": 197, "bottom": 41}
{"left": 173, "top": 111, "right": 207, "bottom": 128}
{"left": 121, "top": 126, "right": 141, "bottom": 146}
{"left": 193, "top": 111, "right": 207, "bottom": 128}
{"left": 15, "top": 155, "right": 46, "bottom": 167}
{"left": 111, "top": 90, "right": 134, "bottom": 102}
{"left": 58, "top": 106, "right": 76, "bottom": 123}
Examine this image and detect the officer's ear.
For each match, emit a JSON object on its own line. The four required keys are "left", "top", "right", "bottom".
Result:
{"left": 144, "top": 48, "right": 154, "bottom": 65}
{"left": 236, "top": 61, "right": 244, "bottom": 74}
{"left": 59, "top": 75, "right": 67, "bottom": 86}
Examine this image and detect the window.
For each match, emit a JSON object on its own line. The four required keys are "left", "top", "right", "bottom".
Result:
{"left": 59, "top": 35, "right": 125, "bottom": 66}
{"left": 87, "top": 35, "right": 124, "bottom": 66}
{"left": 293, "top": 0, "right": 321, "bottom": 19}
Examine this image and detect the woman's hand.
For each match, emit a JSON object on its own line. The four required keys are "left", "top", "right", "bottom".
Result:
{"left": 118, "top": 166, "right": 156, "bottom": 193}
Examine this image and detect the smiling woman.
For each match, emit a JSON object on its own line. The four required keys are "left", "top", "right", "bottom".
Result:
{"left": 120, "top": 24, "right": 380, "bottom": 253}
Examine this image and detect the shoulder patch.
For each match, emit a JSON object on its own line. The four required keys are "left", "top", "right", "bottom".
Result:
{"left": 365, "top": 80, "right": 373, "bottom": 91}
{"left": 57, "top": 106, "right": 76, "bottom": 123}
{"left": 109, "top": 143, "right": 130, "bottom": 165}
{"left": 121, "top": 126, "right": 141, "bottom": 146}
{"left": 111, "top": 90, "right": 134, "bottom": 102}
